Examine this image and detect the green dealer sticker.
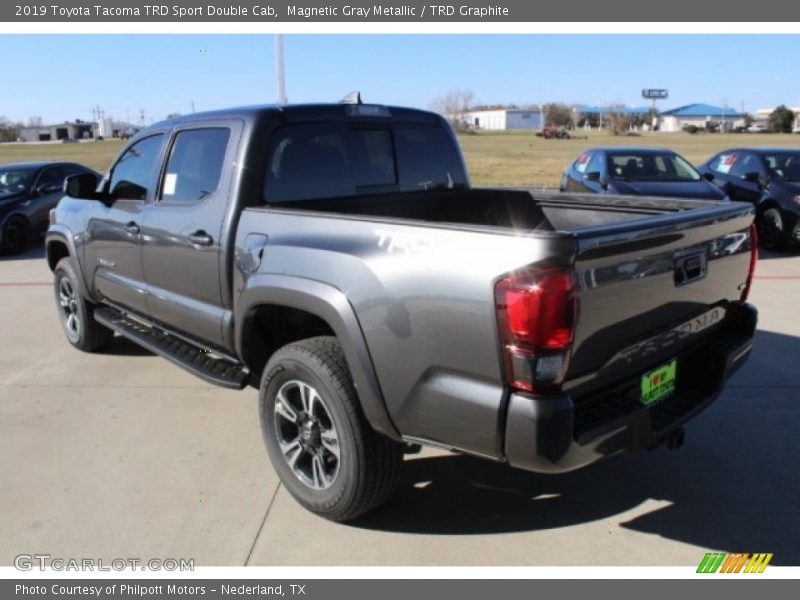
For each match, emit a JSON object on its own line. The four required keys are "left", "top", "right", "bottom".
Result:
{"left": 640, "top": 359, "right": 677, "bottom": 407}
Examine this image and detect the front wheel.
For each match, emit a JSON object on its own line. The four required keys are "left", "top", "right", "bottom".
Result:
{"left": 757, "top": 207, "right": 787, "bottom": 251}
{"left": 53, "top": 258, "right": 114, "bottom": 352}
{"left": 259, "top": 336, "right": 402, "bottom": 521}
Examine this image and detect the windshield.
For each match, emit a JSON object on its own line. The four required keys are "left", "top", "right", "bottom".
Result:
{"left": 608, "top": 152, "right": 701, "bottom": 182}
{"left": 762, "top": 152, "right": 800, "bottom": 181}
{"left": 0, "top": 167, "right": 36, "bottom": 196}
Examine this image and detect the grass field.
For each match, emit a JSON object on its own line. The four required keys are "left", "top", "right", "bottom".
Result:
{"left": 2, "top": 131, "right": 800, "bottom": 188}
{"left": 458, "top": 130, "right": 800, "bottom": 186}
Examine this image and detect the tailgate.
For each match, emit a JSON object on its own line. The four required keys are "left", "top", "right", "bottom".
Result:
{"left": 564, "top": 201, "right": 755, "bottom": 399}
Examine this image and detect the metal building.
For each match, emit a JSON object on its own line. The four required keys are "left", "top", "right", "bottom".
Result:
{"left": 461, "top": 108, "right": 544, "bottom": 131}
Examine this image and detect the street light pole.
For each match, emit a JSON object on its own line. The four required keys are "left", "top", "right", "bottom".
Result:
{"left": 275, "top": 34, "right": 287, "bottom": 105}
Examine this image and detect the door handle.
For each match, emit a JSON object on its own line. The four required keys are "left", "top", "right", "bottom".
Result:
{"left": 124, "top": 221, "right": 140, "bottom": 234}
{"left": 188, "top": 230, "right": 213, "bottom": 247}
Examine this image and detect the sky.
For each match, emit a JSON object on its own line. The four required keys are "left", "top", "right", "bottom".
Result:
{"left": 1, "top": 34, "right": 799, "bottom": 125}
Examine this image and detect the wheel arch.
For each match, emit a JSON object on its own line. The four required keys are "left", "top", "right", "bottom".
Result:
{"left": 45, "top": 226, "right": 94, "bottom": 301}
{"left": 236, "top": 274, "right": 400, "bottom": 440}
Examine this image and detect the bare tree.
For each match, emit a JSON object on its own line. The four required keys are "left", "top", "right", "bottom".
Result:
{"left": 0, "top": 116, "right": 23, "bottom": 142}
{"left": 27, "top": 116, "right": 43, "bottom": 127}
{"left": 431, "top": 89, "right": 475, "bottom": 132}
{"left": 543, "top": 103, "right": 574, "bottom": 128}
{"left": 605, "top": 103, "right": 630, "bottom": 136}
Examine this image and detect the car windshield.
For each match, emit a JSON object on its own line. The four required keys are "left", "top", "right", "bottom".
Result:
{"left": 762, "top": 152, "right": 800, "bottom": 181}
{"left": 0, "top": 167, "right": 36, "bottom": 196}
{"left": 608, "top": 152, "right": 701, "bottom": 182}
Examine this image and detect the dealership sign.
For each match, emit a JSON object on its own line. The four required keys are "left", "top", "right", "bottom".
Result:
{"left": 642, "top": 89, "right": 669, "bottom": 99}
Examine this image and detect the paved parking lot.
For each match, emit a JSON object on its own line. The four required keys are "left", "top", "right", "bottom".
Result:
{"left": 1, "top": 245, "right": 798, "bottom": 566}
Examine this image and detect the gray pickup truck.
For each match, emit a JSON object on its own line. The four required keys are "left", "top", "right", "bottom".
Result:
{"left": 46, "top": 102, "right": 758, "bottom": 521}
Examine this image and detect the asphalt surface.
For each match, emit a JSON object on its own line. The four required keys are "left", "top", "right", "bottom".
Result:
{"left": 1, "top": 244, "right": 798, "bottom": 566}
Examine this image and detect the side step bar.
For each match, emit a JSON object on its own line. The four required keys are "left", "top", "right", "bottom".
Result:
{"left": 94, "top": 307, "right": 249, "bottom": 389}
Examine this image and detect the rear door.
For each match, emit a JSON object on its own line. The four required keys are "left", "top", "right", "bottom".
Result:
{"left": 140, "top": 121, "right": 240, "bottom": 347}
{"left": 84, "top": 134, "right": 166, "bottom": 314}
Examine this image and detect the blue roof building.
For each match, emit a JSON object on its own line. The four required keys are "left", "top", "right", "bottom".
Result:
{"left": 658, "top": 103, "right": 745, "bottom": 132}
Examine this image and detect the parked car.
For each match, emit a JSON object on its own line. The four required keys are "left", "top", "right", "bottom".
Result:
{"left": 0, "top": 161, "right": 98, "bottom": 254}
{"left": 560, "top": 147, "right": 729, "bottom": 202}
{"left": 698, "top": 148, "right": 800, "bottom": 250}
{"left": 47, "top": 103, "right": 757, "bottom": 521}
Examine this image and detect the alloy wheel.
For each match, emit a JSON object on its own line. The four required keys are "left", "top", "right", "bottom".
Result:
{"left": 273, "top": 379, "right": 341, "bottom": 490}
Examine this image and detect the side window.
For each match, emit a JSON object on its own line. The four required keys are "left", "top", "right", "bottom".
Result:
{"left": 709, "top": 152, "right": 737, "bottom": 175}
{"left": 574, "top": 152, "right": 591, "bottom": 174}
{"left": 108, "top": 135, "right": 164, "bottom": 200}
{"left": 729, "top": 153, "right": 758, "bottom": 178}
{"left": 161, "top": 128, "right": 230, "bottom": 203}
{"left": 585, "top": 152, "right": 604, "bottom": 175}
{"left": 36, "top": 167, "right": 66, "bottom": 191}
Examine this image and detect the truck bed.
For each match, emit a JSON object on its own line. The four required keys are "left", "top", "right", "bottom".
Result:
{"left": 269, "top": 187, "right": 712, "bottom": 233}
{"left": 243, "top": 190, "right": 754, "bottom": 461}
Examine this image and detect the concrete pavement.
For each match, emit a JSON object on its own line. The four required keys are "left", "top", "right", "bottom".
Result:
{"left": 1, "top": 245, "right": 798, "bottom": 566}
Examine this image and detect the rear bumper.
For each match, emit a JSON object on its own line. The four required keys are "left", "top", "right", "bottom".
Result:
{"left": 504, "top": 302, "right": 757, "bottom": 473}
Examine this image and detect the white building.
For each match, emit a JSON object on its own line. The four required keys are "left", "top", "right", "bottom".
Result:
{"left": 460, "top": 108, "right": 544, "bottom": 131}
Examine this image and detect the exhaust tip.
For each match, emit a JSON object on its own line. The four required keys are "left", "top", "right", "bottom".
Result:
{"left": 666, "top": 428, "right": 685, "bottom": 450}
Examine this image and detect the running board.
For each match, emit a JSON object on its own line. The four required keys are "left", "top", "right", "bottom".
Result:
{"left": 94, "top": 307, "right": 249, "bottom": 389}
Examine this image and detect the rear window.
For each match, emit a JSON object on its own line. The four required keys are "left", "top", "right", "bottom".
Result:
{"left": 264, "top": 122, "right": 466, "bottom": 203}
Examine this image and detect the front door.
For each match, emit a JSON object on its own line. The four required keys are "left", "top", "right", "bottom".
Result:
{"left": 84, "top": 134, "right": 166, "bottom": 315}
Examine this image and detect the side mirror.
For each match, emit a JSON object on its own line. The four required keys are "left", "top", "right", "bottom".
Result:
{"left": 64, "top": 173, "right": 101, "bottom": 200}
{"left": 742, "top": 171, "right": 761, "bottom": 183}
{"left": 702, "top": 172, "right": 715, "bottom": 181}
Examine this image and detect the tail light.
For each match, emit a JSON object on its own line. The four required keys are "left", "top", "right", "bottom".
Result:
{"left": 740, "top": 223, "right": 758, "bottom": 301}
{"left": 494, "top": 267, "right": 578, "bottom": 392}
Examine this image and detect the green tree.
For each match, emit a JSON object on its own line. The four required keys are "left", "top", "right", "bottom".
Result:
{"left": 768, "top": 105, "right": 795, "bottom": 133}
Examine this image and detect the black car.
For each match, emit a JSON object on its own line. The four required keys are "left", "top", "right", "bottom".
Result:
{"left": 698, "top": 148, "right": 800, "bottom": 251}
{"left": 560, "top": 147, "right": 729, "bottom": 202}
{"left": 0, "top": 161, "right": 97, "bottom": 254}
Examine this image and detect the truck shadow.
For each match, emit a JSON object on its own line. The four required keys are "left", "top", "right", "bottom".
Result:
{"left": 353, "top": 329, "right": 800, "bottom": 565}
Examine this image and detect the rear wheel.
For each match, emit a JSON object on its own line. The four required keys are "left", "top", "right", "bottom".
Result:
{"left": 1, "top": 216, "right": 30, "bottom": 255}
{"left": 53, "top": 258, "right": 114, "bottom": 352}
{"left": 259, "top": 336, "right": 402, "bottom": 521}
{"left": 757, "top": 207, "right": 787, "bottom": 251}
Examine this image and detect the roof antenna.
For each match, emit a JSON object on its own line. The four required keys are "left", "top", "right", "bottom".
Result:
{"left": 340, "top": 91, "right": 362, "bottom": 105}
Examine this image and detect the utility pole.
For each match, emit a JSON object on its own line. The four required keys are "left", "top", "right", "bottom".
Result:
{"left": 275, "top": 34, "right": 287, "bottom": 105}
{"left": 139, "top": 109, "right": 145, "bottom": 126}
{"left": 191, "top": 100, "right": 196, "bottom": 114}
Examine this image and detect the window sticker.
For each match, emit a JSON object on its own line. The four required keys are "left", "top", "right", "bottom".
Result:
{"left": 163, "top": 173, "right": 177, "bottom": 196}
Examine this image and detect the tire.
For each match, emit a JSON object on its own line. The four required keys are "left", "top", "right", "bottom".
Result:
{"left": 53, "top": 258, "right": 114, "bottom": 352}
{"left": 757, "top": 207, "right": 787, "bottom": 251}
{"left": 259, "top": 336, "right": 402, "bottom": 522}
{"left": 1, "top": 216, "right": 30, "bottom": 255}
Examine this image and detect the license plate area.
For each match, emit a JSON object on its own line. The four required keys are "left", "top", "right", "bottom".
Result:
{"left": 640, "top": 359, "right": 677, "bottom": 407}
